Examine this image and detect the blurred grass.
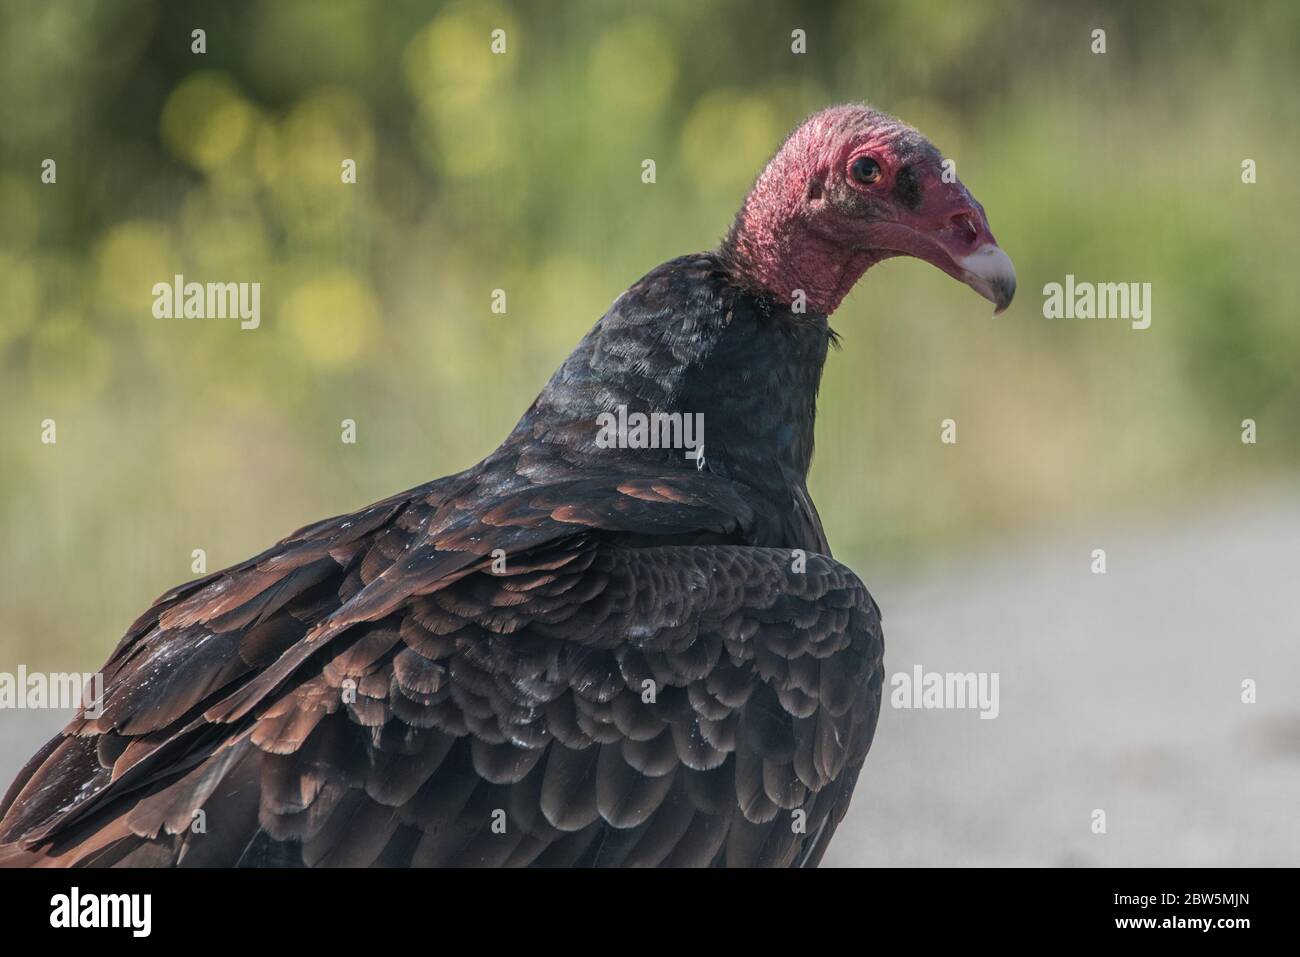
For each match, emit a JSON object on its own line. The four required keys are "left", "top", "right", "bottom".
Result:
{"left": 0, "top": 0, "right": 1297, "bottom": 662}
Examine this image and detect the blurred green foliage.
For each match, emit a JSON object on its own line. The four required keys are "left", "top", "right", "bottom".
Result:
{"left": 1, "top": 0, "right": 1297, "bottom": 661}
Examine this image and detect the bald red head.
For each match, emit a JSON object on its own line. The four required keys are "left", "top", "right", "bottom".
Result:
{"left": 722, "top": 104, "right": 1015, "bottom": 316}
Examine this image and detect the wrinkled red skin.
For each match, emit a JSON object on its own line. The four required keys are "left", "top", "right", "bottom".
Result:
{"left": 723, "top": 104, "right": 1002, "bottom": 315}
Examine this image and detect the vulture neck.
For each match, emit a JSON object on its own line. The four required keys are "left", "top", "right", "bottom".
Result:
{"left": 524, "top": 255, "right": 832, "bottom": 497}
{"left": 722, "top": 173, "right": 878, "bottom": 316}
{"left": 723, "top": 222, "right": 875, "bottom": 316}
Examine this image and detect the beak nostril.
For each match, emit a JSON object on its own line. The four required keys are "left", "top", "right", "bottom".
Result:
{"left": 950, "top": 211, "right": 981, "bottom": 246}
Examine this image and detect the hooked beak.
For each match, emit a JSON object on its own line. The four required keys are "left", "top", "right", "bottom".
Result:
{"left": 929, "top": 201, "right": 1016, "bottom": 315}
{"left": 955, "top": 243, "right": 1017, "bottom": 315}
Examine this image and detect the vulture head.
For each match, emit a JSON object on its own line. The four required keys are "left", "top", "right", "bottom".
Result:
{"left": 723, "top": 103, "right": 1016, "bottom": 316}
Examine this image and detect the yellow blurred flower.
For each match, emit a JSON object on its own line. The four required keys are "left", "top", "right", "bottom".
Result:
{"left": 403, "top": 2, "right": 517, "bottom": 113}
{"left": 160, "top": 72, "right": 254, "bottom": 173}
{"left": 280, "top": 89, "right": 375, "bottom": 192}
{"left": 403, "top": 1, "right": 518, "bottom": 177}
{"left": 94, "top": 220, "right": 174, "bottom": 313}
{"left": 281, "top": 272, "right": 379, "bottom": 369}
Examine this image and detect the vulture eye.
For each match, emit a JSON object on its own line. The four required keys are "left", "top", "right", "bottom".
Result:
{"left": 850, "top": 155, "right": 882, "bottom": 185}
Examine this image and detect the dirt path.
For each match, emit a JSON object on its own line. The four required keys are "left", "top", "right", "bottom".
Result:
{"left": 825, "top": 490, "right": 1300, "bottom": 866}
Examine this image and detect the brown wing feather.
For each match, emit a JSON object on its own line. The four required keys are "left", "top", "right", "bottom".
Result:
{"left": 1, "top": 516, "right": 881, "bottom": 869}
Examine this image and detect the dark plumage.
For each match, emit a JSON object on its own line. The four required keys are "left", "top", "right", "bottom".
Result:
{"left": 0, "top": 104, "right": 1013, "bottom": 867}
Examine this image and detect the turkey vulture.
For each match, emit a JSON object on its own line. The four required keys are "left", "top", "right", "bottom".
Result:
{"left": 0, "top": 104, "right": 1013, "bottom": 867}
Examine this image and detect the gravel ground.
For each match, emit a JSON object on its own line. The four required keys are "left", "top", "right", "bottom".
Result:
{"left": 3, "top": 491, "right": 1297, "bottom": 866}
{"left": 824, "top": 490, "right": 1300, "bottom": 867}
